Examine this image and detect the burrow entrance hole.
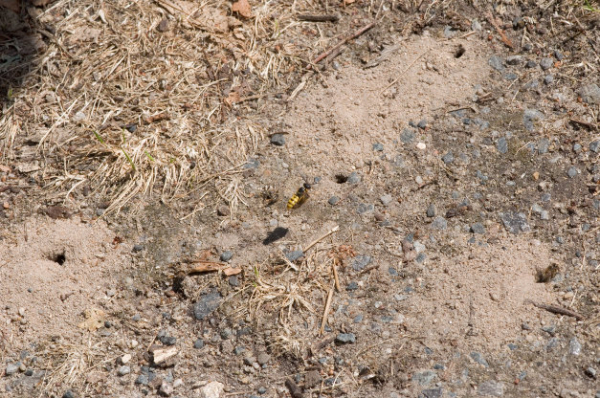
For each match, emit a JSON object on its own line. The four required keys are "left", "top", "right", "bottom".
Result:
{"left": 48, "top": 250, "right": 67, "bottom": 265}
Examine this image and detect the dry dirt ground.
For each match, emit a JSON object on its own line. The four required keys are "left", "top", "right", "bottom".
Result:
{"left": 1, "top": 1, "right": 600, "bottom": 398}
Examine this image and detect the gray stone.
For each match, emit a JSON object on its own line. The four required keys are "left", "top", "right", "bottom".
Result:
{"left": 5, "top": 363, "right": 18, "bottom": 376}
{"left": 117, "top": 366, "right": 131, "bottom": 376}
{"left": 431, "top": 216, "right": 447, "bottom": 230}
{"left": 540, "top": 210, "right": 550, "bottom": 220}
{"left": 538, "top": 138, "right": 550, "bottom": 154}
{"left": 328, "top": 196, "right": 339, "bottom": 206}
{"left": 573, "top": 143, "right": 582, "bottom": 152}
{"left": 228, "top": 275, "right": 239, "bottom": 287}
{"left": 347, "top": 172, "right": 361, "bottom": 184}
{"left": 590, "top": 140, "right": 600, "bottom": 153}
{"left": 193, "top": 290, "right": 222, "bottom": 320}
{"left": 585, "top": 367, "right": 597, "bottom": 378}
{"left": 159, "top": 381, "right": 174, "bottom": 397}
{"left": 412, "top": 371, "right": 436, "bottom": 386}
{"left": 62, "top": 391, "right": 75, "bottom": 398}
{"left": 346, "top": 281, "right": 359, "bottom": 291}
{"left": 569, "top": 337, "right": 581, "bottom": 356}
{"left": 372, "top": 142, "right": 384, "bottom": 152}
{"left": 417, "top": 119, "right": 428, "bottom": 129}
{"left": 257, "top": 353, "right": 270, "bottom": 366}
{"left": 270, "top": 134, "right": 285, "bottom": 146}
{"left": 496, "top": 137, "right": 508, "bottom": 154}
{"left": 554, "top": 50, "right": 564, "bottom": 60}
{"left": 525, "top": 60, "right": 537, "bottom": 68}
{"left": 286, "top": 250, "right": 304, "bottom": 262}
{"left": 194, "top": 338, "right": 204, "bottom": 349}
{"left": 472, "top": 20, "right": 482, "bottom": 30}
{"left": 523, "top": 109, "right": 544, "bottom": 132}
{"left": 478, "top": 380, "right": 505, "bottom": 397}
{"left": 540, "top": 57, "right": 553, "bottom": 70}
{"left": 400, "top": 129, "right": 415, "bottom": 144}
{"left": 352, "top": 255, "right": 372, "bottom": 271}
{"left": 501, "top": 211, "right": 531, "bottom": 234}
{"left": 470, "top": 223, "right": 486, "bottom": 234}
{"left": 567, "top": 166, "right": 578, "bottom": 178}
{"left": 380, "top": 194, "right": 393, "bottom": 206}
{"left": 532, "top": 203, "right": 543, "bottom": 214}
{"left": 234, "top": 346, "right": 246, "bottom": 355}
{"left": 220, "top": 251, "right": 233, "bottom": 262}
{"left": 543, "top": 75, "right": 554, "bottom": 85}
{"left": 335, "top": 333, "right": 356, "bottom": 344}
{"left": 357, "top": 203, "right": 374, "bottom": 215}
{"left": 426, "top": 204, "right": 436, "bottom": 218}
{"left": 442, "top": 151, "right": 454, "bottom": 164}
{"left": 132, "top": 244, "right": 144, "bottom": 253}
{"left": 422, "top": 387, "right": 443, "bottom": 398}
{"left": 504, "top": 73, "right": 518, "bottom": 81}
{"left": 579, "top": 84, "right": 600, "bottom": 104}
{"left": 470, "top": 352, "right": 489, "bottom": 367}
{"left": 243, "top": 158, "right": 260, "bottom": 169}
{"left": 488, "top": 55, "right": 504, "bottom": 71}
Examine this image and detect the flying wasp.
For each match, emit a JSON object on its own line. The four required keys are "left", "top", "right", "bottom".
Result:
{"left": 287, "top": 183, "right": 311, "bottom": 210}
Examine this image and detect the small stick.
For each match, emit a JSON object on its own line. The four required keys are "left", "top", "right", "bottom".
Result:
{"left": 304, "top": 225, "right": 340, "bottom": 252}
{"left": 569, "top": 118, "right": 598, "bottom": 131}
{"left": 297, "top": 14, "right": 340, "bottom": 22}
{"left": 359, "top": 264, "right": 379, "bottom": 275}
{"left": 320, "top": 287, "right": 334, "bottom": 334}
{"left": 526, "top": 300, "right": 584, "bottom": 321}
{"left": 308, "top": 21, "right": 376, "bottom": 69}
{"left": 332, "top": 260, "right": 341, "bottom": 292}
{"left": 485, "top": 12, "right": 514, "bottom": 49}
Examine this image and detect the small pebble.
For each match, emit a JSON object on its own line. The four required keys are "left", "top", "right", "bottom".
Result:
{"left": 569, "top": 337, "right": 581, "bottom": 356}
{"left": 220, "top": 251, "right": 233, "bottom": 262}
{"left": 270, "top": 134, "right": 285, "bottom": 146}
{"left": 417, "top": 119, "right": 427, "bottom": 129}
{"left": 62, "top": 391, "right": 75, "bottom": 398}
{"left": 441, "top": 152, "right": 454, "bottom": 164}
{"left": 400, "top": 129, "right": 415, "bottom": 144}
{"left": 496, "top": 137, "right": 508, "bottom": 154}
{"left": 488, "top": 55, "right": 504, "bottom": 71}
{"left": 543, "top": 75, "right": 554, "bottom": 85}
{"left": 585, "top": 367, "right": 597, "bottom": 378}
{"left": 159, "top": 381, "right": 174, "bottom": 397}
{"left": 416, "top": 142, "right": 427, "bottom": 150}
{"left": 347, "top": 172, "right": 360, "bottom": 184}
{"left": 357, "top": 203, "right": 374, "bottom": 215}
{"left": 328, "top": 196, "right": 339, "bottom": 206}
{"left": 346, "top": 281, "right": 359, "bottom": 291}
{"left": 132, "top": 244, "right": 144, "bottom": 253}
{"left": 335, "top": 333, "right": 356, "bottom": 344}
{"left": 470, "top": 223, "right": 486, "bottom": 234}
{"left": 426, "top": 204, "right": 436, "bottom": 217}
{"left": 194, "top": 338, "right": 205, "bottom": 349}
{"left": 257, "top": 353, "right": 270, "bottom": 366}
{"left": 380, "top": 194, "right": 393, "bottom": 206}
{"left": 372, "top": 142, "right": 384, "bottom": 151}
{"left": 590, "top": 140, "right": 600, "bottom": 153}
{"left": 567, "top": 166, "right": 578, "bottom": 178}
{"left": 525, "top": 60, "right": 537, "bottom": 68}
{"left": 286, "top": 250, "right": 304, "bottom": 262}
{"left": 540, "top": 57, "right": 553, "bottom": 70}
{"left": 5, "top": 363, "right": 18, "bottom": 376}
{"left": 117, "top": 366, "right": 131, "bottom": 376}
{"left": 228, "top": 275, "right": 239, "bottom": 287}
{"left": 120, "top": 354, "right": 132, "bottom": 364}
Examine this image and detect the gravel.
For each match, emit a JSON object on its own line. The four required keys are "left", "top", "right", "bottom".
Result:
{"left": 422, "top": 387, "right": 443, "bottom": 398}
{"left": 496, "top": 137, "right": 508, "bottom": 154}
{"left": 328, "top": 196, "right": 339, "bottom": 206}
{"left": 220, "top": 251, "right": 233, "bottom": 262}
{"left": 400, "top": 128, "right": 415, "bottom": 144}
{"left": 372, "top": 142, "right": 384, "bottom": 151}
{"left": 380, "top": 194, "right": 393, "bottom": 206}
{"left": 357, "top": 203, "right": 374, "bottom": 214}
{"left": 540, "top": 57, "right": 553, "bottom": 70}
{"left": 117, "top": 366, "right": 131, "bottom": 376}
{"left": 442, "top": 151, "right": 454, "bottom": 164}
{"left": 5, "top": 363, "right": 19, "bottom": 376}
{"left": 538, "top": 138, "right": 550, "bottom": 154}
{"left": 270, "top": 134, "right": 285, "bottom": 146}
{"left": 470, "top": 352, "right": 489, "bottom": 367}
{"left": 430, "top": 216, "right": 447, "bottom": 230}
{"left": 426, "top": 204, "right": 436, "bottom": 217}
{"left": 501, "top": 211, "right": 531, "bottom": 234}
{"left": 194, "top": 338, "right": 205, "bottom": 349}
{"left": 193, "top": 289, "right": 222, "bottom": 320}
{"left": 567, "top": 166, "right": 578, "bottom": 178}
{"left": 478, "top": 380, "right": 505, "bottom": 397}
{"left": 578, "top": 84, "right": 600, "bottom": 104}
{"left": 590, "top": 140, "right": 600, "bottom": 153}
{"left": 569, "top": 337, "right": 582, "bottom": 356}
{"left": 470, "top": 223, "right": 486, "bottom": 234}
{"left": 335, "top": 333, "right": 356, "bottom": 344}
{"left": 488, "top": 55, "right": 504, "bottom": 71}
{"left": 347, "top": 172, "right": 361, "bottom": 184}
{"left": 543, "top": 75, "right": 554, "bottom": 85}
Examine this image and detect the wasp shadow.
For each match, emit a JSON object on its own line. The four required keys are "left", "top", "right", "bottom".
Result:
{"left": 1, "top": 1, "right": 47, "bottom": 108}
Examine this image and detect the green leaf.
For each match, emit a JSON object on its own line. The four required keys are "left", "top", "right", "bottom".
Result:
{"left": 93, "top": 131, "right": 105, "bottom": 144}
{"left": 121, "top": 147, "right": 136, "bottom": 171}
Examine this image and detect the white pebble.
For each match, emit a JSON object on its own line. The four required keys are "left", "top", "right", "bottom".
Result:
{"left": 416, "top": 142, "right": 427, "bottom": 150}
{"left": 120, "top": 354, "right": 131, "bottom": 364}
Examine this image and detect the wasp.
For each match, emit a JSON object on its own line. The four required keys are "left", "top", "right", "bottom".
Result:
{"left": 287, "top": 183, "right": 311, "bottom": 210}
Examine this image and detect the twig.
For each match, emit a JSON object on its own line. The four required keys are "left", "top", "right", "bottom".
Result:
{"left": 320, "top": 287, "right": 334, "bottom": 334}
{"left": 308, "top": 21, "right": 376, "bottom": 69}
{"left": 485, "top": 12, "right": 514, "bottom": 49}
{"left": 526, "top": 300, "right": 584, "bottom": 321}
{"left": 379, "top": 49, "right": 430, "bottom": 94}
{"left": 304, "top": 225, "right": 340, "bottom": 252}
{"left": 359, "top": 264, "right": 379, "bottom": 275}
{"left": 285, "top": 378, "right": 304, "bottom": 398}
{"left": 569, "top": 118, "right": 598, "bottom": 131}
{"left": 332, "top": 261, "right": 341, "bottom": 292}
{"left": 297, "top": 14, "right": 340, "bottom": 22}
{"left": 287, "top": 72, "right": 312, "bottom": 102}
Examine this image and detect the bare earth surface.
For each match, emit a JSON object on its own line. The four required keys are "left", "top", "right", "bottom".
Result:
{"left": 1, "top": 1, "right": 600, "bottom": 398}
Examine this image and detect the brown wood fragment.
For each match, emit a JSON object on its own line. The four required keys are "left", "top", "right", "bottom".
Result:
{"left": 309, "top": 21, "right": 375, "bottom": 68}
{"left": 187, "top": 261, "right": 225, "bottom": 274}
{"left": 297, "top": 14, "right": 340, "bottom": 22}
{"left": 150, "top": 345, "right": 178, "bottom": 364}
{"left": 526, "top": 300, "right": 584, "bottom": 321}
{"left": 485, "top": 12, "right": 514, "bottom": 49}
